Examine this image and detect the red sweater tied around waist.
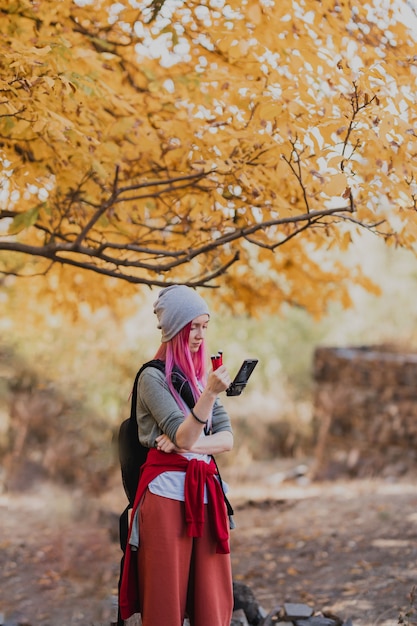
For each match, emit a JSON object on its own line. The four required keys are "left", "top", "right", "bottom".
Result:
{"left": 119, "top": 448, "right": 230, "bottom": 620}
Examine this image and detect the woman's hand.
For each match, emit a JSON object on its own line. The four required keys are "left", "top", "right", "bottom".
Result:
{"left": 155, "top": 433, "right": 185, "bottom": 454}
{"left": 205, "top": 365, "right": 231, "bottom": 395}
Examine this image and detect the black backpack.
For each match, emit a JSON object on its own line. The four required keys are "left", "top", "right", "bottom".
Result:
{"left": 118, "top": 359, "right": 200, "bottom": 504}
{"left": 117, "top": 359, "right": 234, "bottom": 625}
{"left": 118, "top": 360, "right": 164, "bottom": 507}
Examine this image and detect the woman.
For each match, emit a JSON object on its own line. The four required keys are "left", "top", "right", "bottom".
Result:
{"left": 120, "top": 285, "right": 234, "bottom": 626}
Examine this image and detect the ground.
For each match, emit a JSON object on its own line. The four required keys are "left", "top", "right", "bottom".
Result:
{"left": 1, "top": 460, "right": 417, "bottom": 626}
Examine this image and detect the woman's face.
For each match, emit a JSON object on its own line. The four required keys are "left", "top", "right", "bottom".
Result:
{"left": 188, "top": 314, "right": 209, "bottom": 353}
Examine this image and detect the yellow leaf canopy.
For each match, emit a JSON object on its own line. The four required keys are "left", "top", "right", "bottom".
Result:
{"left": 0, "top": 0, "right": 416, "bottom": 315}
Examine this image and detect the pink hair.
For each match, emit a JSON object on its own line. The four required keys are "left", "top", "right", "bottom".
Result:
{"left": 154, "top": 322, "right": 207, "bottom": 413}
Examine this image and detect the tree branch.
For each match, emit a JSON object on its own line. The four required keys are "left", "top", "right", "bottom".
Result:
{"left": 0, "top": 204, "right": 360, "bottom": 286}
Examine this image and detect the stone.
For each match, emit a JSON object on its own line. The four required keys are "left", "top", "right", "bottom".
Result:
{"left": 233, "top": 580, "right": 267, "bottom": 625}
{"left": 313, "top": 345, "right": 417, "bottom": 478}
{"left": 283, "top": 603, "right": 314, "bottom": 619}
{"left": 260, "top": 605, "right": 282, "bottom": 625}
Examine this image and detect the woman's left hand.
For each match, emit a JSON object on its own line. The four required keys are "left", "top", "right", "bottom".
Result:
{"left": 155, "top": 433, "right": 184, "bottom": 453}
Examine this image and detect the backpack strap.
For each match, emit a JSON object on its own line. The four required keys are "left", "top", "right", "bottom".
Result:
{"left": 211, "top": 454, "right": 235, "bottom": 529}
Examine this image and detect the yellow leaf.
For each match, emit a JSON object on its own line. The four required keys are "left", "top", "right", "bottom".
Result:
{"left": 8, "top": 207, "right": 40, "bottom": 235}
{"left": 43, "top": 76, "right": 55, "bottom": 89}
{"left": 323, "top": 173, "right": 348, "bottom": 196}
{"left": 247, "top": 2, "right": 262, "bottom": 25}
{"left": 287, "top": 566, "right": 299, "bottom": 576}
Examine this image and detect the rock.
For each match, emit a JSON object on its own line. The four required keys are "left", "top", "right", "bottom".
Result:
{"left": 233, "top": 585, "right": 351, "bottom": 626}
{"left": 233, "top": 581, "right": 267, "bottom": 625}
{"left": 284, "top": 603, "right": 314, "bottom": 620}
{"left": 313, "top": 345, "right": 417, "bottom": 478}
{"left": 260, "top": 605, "right": 282, "bottom": 625}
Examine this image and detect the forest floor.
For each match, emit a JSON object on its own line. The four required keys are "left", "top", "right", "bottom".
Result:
{"left": 1, "top": 459, "right": 417, "bottom": 626}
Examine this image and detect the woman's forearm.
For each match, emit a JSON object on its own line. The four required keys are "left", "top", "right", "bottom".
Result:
{"left": 175, "top": 366, "right": 231, "bottom": 449}
{"left": 188, "top": 430, "right": 233, "bottom": 455}
{"left": 175, "top": 389, "right": 217, "bottom": 449}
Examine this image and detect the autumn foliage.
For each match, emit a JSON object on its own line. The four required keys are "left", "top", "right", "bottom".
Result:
{"left": 1, "top": 0, "right": 416, "bottom": 315}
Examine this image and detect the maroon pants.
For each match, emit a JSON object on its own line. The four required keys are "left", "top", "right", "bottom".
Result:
{"left": 138, "top": 489, "right": 233, "bottom": 626}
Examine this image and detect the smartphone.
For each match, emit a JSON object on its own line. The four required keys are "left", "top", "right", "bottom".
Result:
{"left": 226, "top": 358, "right": 258, "bottom": 396}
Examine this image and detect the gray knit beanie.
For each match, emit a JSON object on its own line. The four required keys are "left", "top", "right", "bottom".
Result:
{"left": 153, "top": 285, "right": 210, "bottom": 342}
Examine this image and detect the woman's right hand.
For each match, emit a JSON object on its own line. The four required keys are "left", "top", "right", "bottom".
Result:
{"left": 206, "top": 364, "right": 231, "bottom": 395}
